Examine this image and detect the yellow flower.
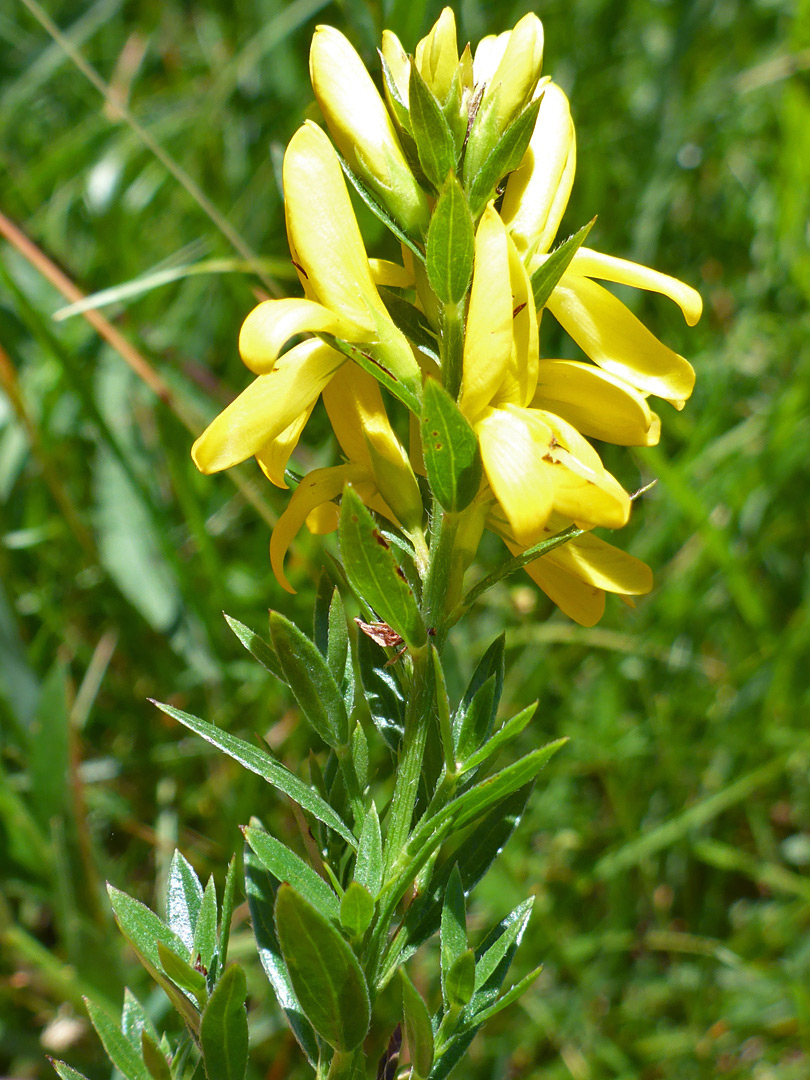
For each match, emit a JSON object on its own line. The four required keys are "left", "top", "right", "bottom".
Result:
{"left": 192, "top": 121, "right": 419, "bottom": 479}
{"left": 270, "top": 364, "right": 422, "bottom": 592}
{"left": 309, "top": 25, "right": 430, "bottom": 238}
{"left": 501, "top": 81, "right": 702, "bottom": 412}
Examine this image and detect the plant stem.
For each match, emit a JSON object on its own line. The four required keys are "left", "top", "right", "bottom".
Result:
{"left": 440, "top": 300, "right": 465, "bottom": 400}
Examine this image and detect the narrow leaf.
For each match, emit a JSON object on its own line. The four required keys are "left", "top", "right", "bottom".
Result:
{"left": 85, "top": 998, "right": 150, "bottom": 1080}
{"left": 336, "top": 149, "right": 426, "bottom": 263}
{"left": 140, "top": 1031, "right": 171, "bottom": 1080}
{"left": 340, "top": 881, "right": 375, "bottom": 938}
{"left": 151, "top": 701, "right": 356, "bottom": 847}
{"left": 167, "top": 850, "right": 204, "bottom": 953}
{"left": 318, "top": 333, "right": 422, "bottom": 417}
{"left": 378, "top": 288, "right": 439, "bottom": 363}
{"left": 275, "top": 884, "right": 371, "bottom": 1051}
{"left": 467, "top": 96, "right": 542, "bottom": 217}
{"left": 244, "top": 826, "right": 339, "bottom": 920}
{"left": 530, "top": 218, "right": 596, "bottom": 310}
{"left": 421, "top": 379, "right": 482, "bottom": 513}
{"left": 426, "top": 176, "right": 475, "bottom": 304}
{"left": 467, "top": 965, "right": 543, "bottom": 1028}
{"left": 157, "top": 942, "right": 207, "bottom": 1007}
{"left": 355, "top": 802, "right": 383, "bottom": 896}
{"left": 244, "top": 843, "right": 318, "bottom": 1066}
{"left": 327, "top": 588, "right": 349, "bottom": 685}
{"left": 200, "top": 965, "right": 248, "bottom": 1080}
{"left": 445, "top": 948, "right": 475, "bottom": 1008}
{"left": 193, "top": 876, "right": 218, "bottom": 972}
{"left": 50, "top": 1061, "right": 91, "bottom": 1080}
{"left": 217, "top": 855, "right": 238, "bottom": 974}
{"left": 400, "top": 969, "right": 434, "bottom": 1079}
{"left": 453, "top": 677, "right": 497, "bottom": 764}
{"left": 356, "top": 632, "right": 405, "bottom": 752}
{"left": 459, "top": 702, "right": 537, "bottom": 775}
{"left": 121, "top": 989, "right": 158, "bottom": 1049}
{"left": 339, "top": 487, "right": 426, "bottom": 649}
{"left": 270, "top": 611, "right": 349, "bottom": 748}
{"left": 409, "top": 65, "right": 457, "bottom": 189}
{"left": 440, "top": 866, "right": 466, "bottom": 1006}
{"left": 224, "top": 614, "right": 286, "bottom": 683}
{"left": 473, "top": 898, "right": 534, "bottom": 998}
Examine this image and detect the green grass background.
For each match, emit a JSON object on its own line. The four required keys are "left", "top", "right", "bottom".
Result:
{"left": 1, "top": 0, "right": 809, "bottom": 1076}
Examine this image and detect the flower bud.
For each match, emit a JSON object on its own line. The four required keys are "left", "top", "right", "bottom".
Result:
{"left": 464, "top": 13, "right": 544, "bottom": 182}
{"left": 310, "top": 25, "right": 430, "bottom": 238}
{"left": 415, "top": 7, "right": 459, "bottom": 104}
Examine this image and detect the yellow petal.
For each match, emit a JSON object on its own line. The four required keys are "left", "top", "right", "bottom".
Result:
{"left": 476, "top": 406, "right": 555, "bottom": 543}
{"left": 502, "top": 82, "right": 576, "bottom": 258}
{"left": 381, "top": 30, "right": 411, "bottom": 110}
{"left": 191, "top": 339, "right": 344, "bottom": 474}
{"left": 495, "top": 232, "right": 539, "bottom": 407}
{"left": 270, "top": 464, "right": 365, "bottom": 592}
{"left": 479, "top": 12, "right": 544, "bottom": 134}
{"left": 569, "top": 248, "right": 703, "bottom": 325}
{"left": 547, "top": 275, "right": 696, "bottom": 406}
{"left": 368, "top": 258, "right": 414, "bottom": 289}
{"left": 239, "top": 297, "right": 370, "bottom": 375}
{"left": 306, "top": 502, "right": 340, "bottom": 535}
{"left": 309, "top": 30, "right": 430, "bottom": 238}
{"left": 532, "top": 359, "right": 659, "bottom": 446}
{"left": 543, "top": 530, "right": 653, "bottom": 595}
{"left": 459, "top": 206, "right": 513, "bottom": 422}
{"left": 283, "top": 122, "right": 385, "bottom": 330}
{"left": 415, "top": 7, "right": 458, "bottom": 103}
{"left": 514, "top": 543, "right": 606, "bottom": 626}
{"left": 254, "top": 403, "right": 315, "bottom": 489}
{"left": 472, "top": 32, "right": 510, "bottom": 86}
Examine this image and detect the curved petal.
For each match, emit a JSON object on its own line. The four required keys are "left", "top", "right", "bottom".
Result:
{"left": 532, "top": 359, "right": 659, "bottom": 446}
{"left": 460, "top": 206, "right": 514, "bottom": 422}
{"left": 415, "top": 7, "right": 458, "bottom": 102}
{"left": 547, "top": 275, "right": 696, "bottom": 406}
{"left": 520, "top": 550, "right": 606, "bottom": 625}
{"left": 254, "top": 403, "right": 315, "bottom": 488}
{"left": 306, "top": 502, "right": 340, "bottom": 535}
{"left": 270, "top": 465, "right": 366, "bottom": 592}
{"left": 476, "top": 406, "right": 555, "bottom": 543}
{"left": 381, "top": 30, "right": 411, "bottom": 107}
{"left": 569, "top": 248, "right": 703, "bottom": 325}
{"left": 192, "top": 339, "right": 344, "bottom": 474}
{"left": 239, "top": 297, "right": 369, "bottom": 375}
{"left": 472, "top": 31, "right": 510, "bottom": 86}
{"left": 502, "top": 81, "right": 576, "bottom": 258}
{"left": 494, "top": 232, "right": 539, "bottom": 407}
{"left": 283, "top": 122, "right": 386, "bottom": 330}
{"left": 543, "top": 528, "right": 653, "bottom": 595}
{"left": 369, "top": 258, "right": 414, "bottom": 289}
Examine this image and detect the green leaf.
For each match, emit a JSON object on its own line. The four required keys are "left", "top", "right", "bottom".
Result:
{"left": 354, "top": 802, "right": 383, "bottom": 896}
{"left": 166, "top": 850, "right": 204, "bottom": 953}
{"left": 244, "top": 825, "right": 340, "bottom": 921}
{"left": 338, "top": 487, "right": 427, "bottom": 649}
{"left": 313, "top": 570, "right": 334, "bottom": 657}
{"left": 217, "top": 855, "right": 238, "bottom": 974}
{"left": 445, "top": 948, "right": 475, "bottom": 1009}
{"left": 317, "top": 333, "right": 422, "bottom": 417}
{"left": 466, "top": 96, "right": 542, "bottom": 218}
{"left": 340, "top": 881, "right": 374, "bottom": 938}
{"left": 426, "top": 176, "right": 475, "bottom": 304}
{"left": 223, "top": 613, "right": 286, "bottom": 683}
{"left": 454, "top": 676, "right": 497, "bottom": 764}
{"left": 409, "top": 65, "right": 457, "bottom": 190}
{"left": 400, "top": 969, "right": 434, "bottom": 1079}
{"left": 530, "top": 218, "right": 596, "bottom": 310}
{"left": 50, "top": 1061, "right": 91, "bottom": 1080}
{"left": 200, "top": 965, "right": 248, "bottom": 1080}
{"left": 108, "top": 888, "right": 201, "bottom": 1035}
{"left": 453, "top": 635, "right": 505, "bottom": 752}
{"left": 121, "top": 989, "right": 158, "bottom": 1049}
{"left": 458, "top": 702, "right": 537, "bottom": 775}
{"left": 335, "top": 150, "right": 425, "bottom": 264}
{"left": 140, "top": 1031, "right": 171, "bottom": 1080}
{"left": 420, "top": 379, "right": 482, "bottom": 513}
{"left": 440, "top": 866, "right": 467, "bottom": 1007}
{"left": 244, "top": 842, "right": 318, "bottom": 1066}
{"left": 432, "top": 647, "right": 456, "bottom": 773}
{"left": 378, "top": 288, "right": 439, "bottom": 364}
{"left": 157, "top": 942, "right": 207, "bottom": 1007}
{"left": 151, "top": 701, "right": 356, "bottom": 848}
{"left": 351, "top": 720, "right": 369, "bottom": 791}
{"left": 194, "top": 876, "right": 218, "bottom": 972}
{"left": 328, "top": 588, "right": 349, "bottom": 685}
{"left": 356, "top": 632, "right": 404, "bottom": 752}
{"left": 275, "top": 884, "right": 371, "bottom": 1051}
{"left": 466, "top": 965, "right": 543, "bottom": 1029}
{"left": 85, "top": 998, "right": 150, "bottom": 1080}
{"left": 472, "top": 898, "right": 534, "bottom": 1008}
{"left": 270, "top": 611, "right": 350, "bottom": 749}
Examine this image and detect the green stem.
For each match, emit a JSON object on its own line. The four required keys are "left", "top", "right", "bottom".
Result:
{"left": 440, "top": 300, "right": 465, "bottom": 400}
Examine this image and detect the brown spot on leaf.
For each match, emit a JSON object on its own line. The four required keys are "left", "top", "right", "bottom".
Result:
{"left": 372, "top": 529, "right": 390, "bottom": 549}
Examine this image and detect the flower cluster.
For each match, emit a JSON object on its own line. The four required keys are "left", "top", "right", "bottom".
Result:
{"left": 192, "top": 8, "right": 701, "bottom": 625}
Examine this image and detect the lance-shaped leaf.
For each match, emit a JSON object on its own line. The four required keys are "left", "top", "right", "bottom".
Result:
{"left": 200, "top": 965, "right": 248, "bottom": 1080}
{"left": 440, "top": 866, "right": 467, "bottom": 1007}
{"left": 269, "top": 611, "right": 350, "bottom": 749}
{"left": 472, "top": 897, "right": 534, "bottom": 1007}
{"left": 244, "top": 826, "right": 340, "bottom": 921}
{"left": 84, "top": 999, "right": 150, "bottom": 1080}
{"left": 409, "top": 65, "right": 457, "bottom": 190}
{"left": 339, "top": 486, "right": 426, "bottom": 649}
{"left": 466, "top": 97, "right": 542, "bottom": 218}
{"left": 50, "top": 1063, "right": 91, "bottom": 1080}
{"left": 400, "top": 969, "right": 434, "bottom": 1079}
{"left": 107, "top": 886, "right": 200, "bottom": 1033}
{"left": 140, "top": 1031, "right": 171, "bottom": 1080}
{"left": 151, "top": 701, "right": 356, "bottom": 848}
{"left": 445, "top": 949, "right": 475, "bottom": 1009}
{"left": 275, "top": 884, "right": 371, "bottom": 1051}
{"left": 244, "top": 842, "right": 318, "bottom": 1066}
{"left": 530, "top": 218, "right": 595, "bottom": 310}
{"left": 453, "top": 676, "right": 496, "bottom": 766}
{"left": 224, "top": 614, "right": 286, "bottom": 683}
{"left": 194, "top": 877, "right": 218, "bottom": 973}
{"left": 453, "top": 634, "right": 505, "bottom": 753}
{"left": 215, "top": 855, "right": 238, "bottom": 975}
{"left": 378, "top": 288, "right": 439, "bottom": 363}
{"left": 421, "top": 380, "right": 482, "bottom": 513}
{"left": 356, "top": 632, "right": 405, "bottom": 752}
{"left": 355, "top": 801, "right": 383, "bottom": 896}
{"left": 157, "top": 942, "right": 207, "bottom": 1007}
{"left": 166, "top": 850, "right": 203, "bottom": 953}
{"left": 320, "top": 333, "right": 422, "bottom": 417}
{"left": 121, "top": 989, "right": 158, "bottom": 1050}
{"left": 426, "top": 177, "right": 475, "bottom": 304}
{"left": 340, "top": 881, "right": 375, "bottom": 938}
{"left": 458, "top": 702, "right": 537, "bottom": 775}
